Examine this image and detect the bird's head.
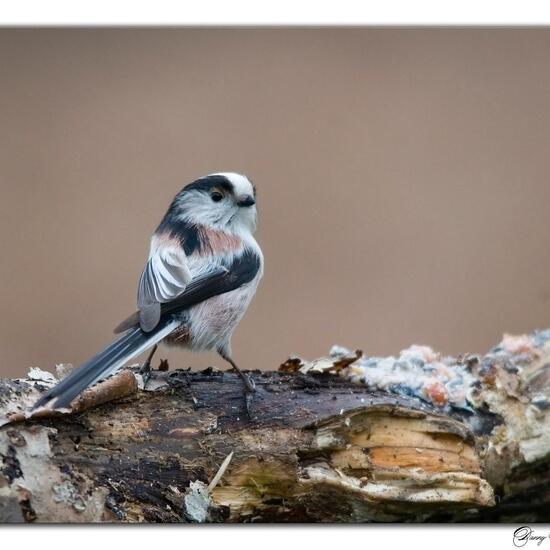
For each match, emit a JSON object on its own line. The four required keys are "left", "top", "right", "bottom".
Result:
{"left": 173, "top": 172, "right": 258, "bottom": 234}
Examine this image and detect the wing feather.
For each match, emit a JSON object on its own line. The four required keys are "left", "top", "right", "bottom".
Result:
{"left": 136, "top": 238, "right": 192, "bottom": 331}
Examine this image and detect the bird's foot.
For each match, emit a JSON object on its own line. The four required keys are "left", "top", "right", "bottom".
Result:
{"left": 241, "top": 374, "right": 256, "bottom": 419}
{"left": 139, "top": 362, "right": 152, "bottom": 389}
{"left": 139, "top": 344, "right": 159, "bottom": 390}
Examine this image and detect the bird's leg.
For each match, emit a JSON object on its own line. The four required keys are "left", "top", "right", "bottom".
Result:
{"left": 219, "top": 352, "right": 256, "bottom": 418}
{"left": 139, "top": 343, "right": 158, "bottom": 388}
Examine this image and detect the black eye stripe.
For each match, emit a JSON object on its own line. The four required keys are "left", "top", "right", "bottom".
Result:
{"left": 183, "top": 175, "right": 234, "bottom": 194}
{"left": 219, "top": 180, "right": 233, "bottom": 192}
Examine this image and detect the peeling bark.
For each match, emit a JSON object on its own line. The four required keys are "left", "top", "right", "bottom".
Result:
{"left": 1, "top": 329, "right": 549, "bottom": 523}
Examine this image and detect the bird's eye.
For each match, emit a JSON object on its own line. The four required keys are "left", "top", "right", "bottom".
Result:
{"left": 210, "top": 191, "right": 223, "bottom": 202}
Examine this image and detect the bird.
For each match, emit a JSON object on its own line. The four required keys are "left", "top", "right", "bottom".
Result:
{"left": 33, "top": 172, "right": 263, "bottom": 415}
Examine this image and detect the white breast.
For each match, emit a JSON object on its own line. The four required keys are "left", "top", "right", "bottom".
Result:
{"left": 177, "top": 234, "right": 263, "bottom": 352}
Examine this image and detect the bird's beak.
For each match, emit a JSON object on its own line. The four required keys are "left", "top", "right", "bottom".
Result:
{"left": 237, "top": 194, "right": 256, "bottom": 207}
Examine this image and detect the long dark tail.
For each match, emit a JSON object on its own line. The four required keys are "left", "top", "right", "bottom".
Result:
{"left": 33, "top": 319, "right": 178, "bottom": 410}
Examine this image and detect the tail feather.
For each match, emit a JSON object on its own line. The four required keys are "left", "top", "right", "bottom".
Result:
{"left": 33, "top": 320, "right": 178, "bottom": 410}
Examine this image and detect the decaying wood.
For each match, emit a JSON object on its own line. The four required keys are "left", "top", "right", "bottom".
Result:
{"left": 1, "top": 328, "right": 550, "bottom": 523}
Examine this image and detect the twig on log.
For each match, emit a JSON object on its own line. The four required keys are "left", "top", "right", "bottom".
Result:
{"left": 2, "top": 370, "right": 138, "bottom": 425}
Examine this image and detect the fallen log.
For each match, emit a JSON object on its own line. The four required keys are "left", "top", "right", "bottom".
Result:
{"left": 1, "top": 329, "right": 550, "bottom": 523}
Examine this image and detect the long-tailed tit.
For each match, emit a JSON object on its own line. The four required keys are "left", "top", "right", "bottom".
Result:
{"left": 33, "top": 172, "right": 263, "bottom": 414}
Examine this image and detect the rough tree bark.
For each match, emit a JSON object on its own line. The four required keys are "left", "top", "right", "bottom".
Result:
{"left": 1, "top": 328, "right": 550, "bottom": 523}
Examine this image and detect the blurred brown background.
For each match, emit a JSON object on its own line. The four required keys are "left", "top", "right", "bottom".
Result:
{"left": 1, "top": 28, "right": 550, "bottom": 378}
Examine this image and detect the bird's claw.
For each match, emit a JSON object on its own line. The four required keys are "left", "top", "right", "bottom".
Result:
{"left": 242, "top": 375, "right": 256, "bottom": 419}
{"left": 139, "top": 344, "right": 159, "bottom": 391}
{"left": 139, "top": 363, "right": 152, "bottom": 390}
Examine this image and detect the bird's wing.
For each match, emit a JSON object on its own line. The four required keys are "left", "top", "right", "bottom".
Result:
{"left": 136, "top": 238, "right": 192, "bottom": 332}
{"left": 114, "top": 248, "right": 262, "bottom": 334}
